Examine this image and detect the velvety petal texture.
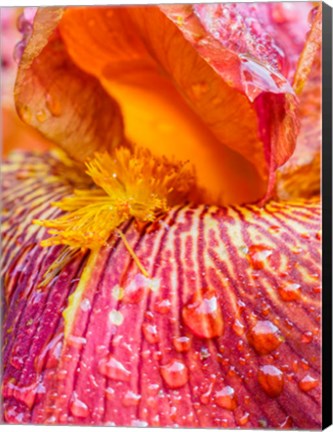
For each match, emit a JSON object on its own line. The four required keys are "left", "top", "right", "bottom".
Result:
{"left": 2, "top": 152, "right": 321, "bottom": 428}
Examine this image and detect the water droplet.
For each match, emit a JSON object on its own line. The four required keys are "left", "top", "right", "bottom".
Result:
{"left": 131, "top": 419, "right": 148, "bottom": 427}
{"left": 36, "top": 109, "right": 47, "bottom": 123}
{"left": 248, "top": 245, "right": 273, "bottom": 270}
{"left": 247, "top": 320, "right": 282, "bottom": 355}
{"left": 298, "top": 374, "right": 319, "bottom": 392}
{"left": 3, "top": 380, "right": 42, "bottom": 409}
{"left": 154, "top": 298, "right": 171, "bottom": 314}
{"left": 258, "top": 418, "right": 268, "bottom": 428}
{"left": 67, "top": 335, "right": 87, "bottom": 348}
{"left": 123, "top": 273, "right": 150, "bottom": 303}
{"left": 109, "top": 309, "right": 124, "bottom": 326}
{"left": 182, "top": 287, "right": 223, "bottom": 338}
{"left": 313, "top": 286, "right": 321, "bottom": 294}
{"left": 291, "top": 246, "right": 303, "bottom": 254}
{"left": 80, "top": 298, "right": 91, "bottom": 311}
{"left": 280, "top": 416, "right": 293, "bottom": 428}
{"left": 46, "top": 93, "right": 62, "bottom": 117}
{"left": 153, "top": 351, "right": 162, "bottom": 361}
{"left": 232, "top": 318, "right": 245, "bottom": 335}
{"left": 142, "top": 322, "right": 159, "bottom": 344}
{"left": 98, "top": 355, "right": 130, "bottom": 381}
{"left": 215, "top": 386, "right": 237, "bottom": 411}
{"left": 200, "top": 346, "right": 210, "bottom": 360}
{"left": 300, "top": 330, "right": 313, "bottom": 344}
{"left": 278, "top": 283, "right": 301, "bottom": 301}
{"left": 173, "top": 336, "right": 191, "bottom": 353}
{"left": 200, "top": 382, "right": 214, "bottom": 405}
{"left": 35, "top": 333, "right": 63, "bottom": 372}
{"left": 14, "top": 40, "right": 26, "bottom": 63}
{"left": 123, "top": 390, "right": 141, "bottom": 407}
{"left": 160, "top": 359, "right": 188, "bottom": 389}
{"left": 236, "top": 411, "right": 250, "bottom": 426}
{"left": 70, "top": 397, "right": 89, "bottom": 418}
{"left": 20, "top": 105, "right": 32, "bottom": 123}
{"left": 258, "top": 365, "right": 284, "bottom": 397}
{"left": 191, "top": 82, "right": 209, "bottom": 99}
{"left": 105, "top": 387, "right": 115, "bottom": 400}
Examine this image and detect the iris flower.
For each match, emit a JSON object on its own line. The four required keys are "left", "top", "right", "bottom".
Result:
{"left": 2, "top": 3, "right": 322, "bottom": 428}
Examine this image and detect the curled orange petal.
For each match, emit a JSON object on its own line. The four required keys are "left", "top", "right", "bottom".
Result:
{"left": 55, "top": 4, "right": 310, "bottom": 204}
{"left": 14, "top": 7, "right": 124, "bottom": 163}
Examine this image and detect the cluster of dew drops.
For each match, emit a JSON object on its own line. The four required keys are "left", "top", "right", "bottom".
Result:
{"left": 60, "top": 232, "right": 321, "bottom": 427}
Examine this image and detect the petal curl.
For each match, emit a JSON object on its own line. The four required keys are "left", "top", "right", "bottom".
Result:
{"left": 14, "top": 7, "right": 124, "bottom": 163}
{"left": 57, "top": 4, "right": 310, "bottom": 204}
{"left": 2, "top": 152, "right": 321, "bottom": 428}
{"left": 277, "top": 5, "right": 322, "bottom": 200}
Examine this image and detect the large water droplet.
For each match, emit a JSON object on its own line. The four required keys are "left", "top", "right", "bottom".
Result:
{"left": 298, "top": 374, "right": 319, "bottom": 392}
{"left": 70, "top": 396, "right": 89, "bottom": 418}
{"left": 258, "top": 365, "right": 284, "bottom": 397}
{"left": 247, "top": 320, "right": 282, "bottom": 354}
{"left": 278, "top": 283, "right": 301, "bottom": 301}
{"left": 215, "top": 386, "right": 237, "bottom": 410}
{"left": 98, "top": 355, "right": 131, "bottom": 381}
{"left": 182, "top": 287, "right": 223, "bottom": 338}
{"left": 247, "top": 245, "right": 273, "bottom": 270}
{"left": 160, "top": 359, "right": 188, "bottom": 389}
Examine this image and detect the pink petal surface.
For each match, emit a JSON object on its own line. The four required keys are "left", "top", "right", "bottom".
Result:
{"left": 2, "top": 152, "right": 321, "bottom": 428}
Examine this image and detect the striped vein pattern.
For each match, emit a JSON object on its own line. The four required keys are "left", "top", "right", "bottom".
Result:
{"left": 1, "top": 152, "right": 321, "bottom": 428}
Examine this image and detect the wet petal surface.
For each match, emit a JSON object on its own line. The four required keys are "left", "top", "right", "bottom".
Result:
{"left": 2, "top": 152, "right": 321, "bottom": 428}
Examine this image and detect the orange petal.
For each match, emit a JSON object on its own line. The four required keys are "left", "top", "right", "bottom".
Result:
{"left": 277, "top": 24, "right": 321, "bottom": 199}
{"left": 58, "top": 5, "right": 305, "bottom": 205}
{"left": 293, "top": 4, "right": 322, "bottom": 95}
{"left": 14, "top": 7, "right": 124, "bottom": 163}
{"left": 2, "top": 151, "right": 321, "bottom": 428}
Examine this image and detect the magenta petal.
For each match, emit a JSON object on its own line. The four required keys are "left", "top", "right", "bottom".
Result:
{"left": 2, "top": 152, "right": 321, "bottom": 428}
